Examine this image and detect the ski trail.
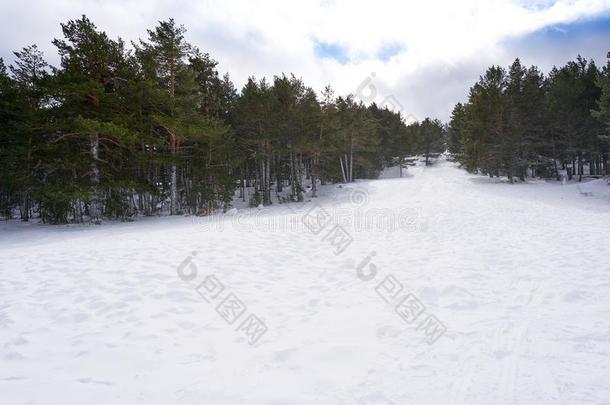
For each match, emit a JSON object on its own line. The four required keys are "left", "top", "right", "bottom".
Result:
{"left": 449, "top": 349, "right": 478, "bottom": 405}
{"left": 494, "top": 324, "right": 528, "bottom": 405}
{"left": 529, "top": 344, "right": 565, "bottom": 405}
{"left": 494, "top": 283, "right": 543, "bottom": 405}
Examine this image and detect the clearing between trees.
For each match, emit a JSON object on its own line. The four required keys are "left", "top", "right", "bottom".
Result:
{"left": 1, "top": 158, "right": 609, "bottom": 404}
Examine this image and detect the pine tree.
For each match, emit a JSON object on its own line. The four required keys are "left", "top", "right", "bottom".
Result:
{"left": 503, "top": 58, "right": 526, "bottom": 181}
{"left": 334, "top": 96, "right": 379, "bottom": 182}
{"left": 136, "top": 18, "right": 193, "bottom": 215}
{"left": 50, "top": 16, "right": 135, "bottom": 223}
{"left": 592, "top": 52, "right": 610, "bottom": 176}
{"left": 417, "top": 118, "right": 445, "bottom": 166}
{"left": 0, "top": 58, "right": 20, "bottom": 218}
{"left": 234, "top": 77, "right": 273, "bottom": 205}
{"left": 447, "top": 102, "right": 466, "bottom": 156}
{"left": 5, "top": 46, "right": 49, "bottom": 220}
{"left": 459, "top": 66, "right": 507, "bottom": 175}
{"left": 316, "top": 85, "right": 341, "bottom": 185}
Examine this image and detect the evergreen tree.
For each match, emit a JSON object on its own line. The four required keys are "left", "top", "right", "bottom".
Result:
{"left": 316, "top": 85, "right": 341, "bottom": 186}
{"left": 592, "top": 53, "right": 610, "bottom": 175}
{"left": 0, "top": 58, "right": 20, "bottom": 218}
{"left": 4, "top": 46, "right": 49, "bottom": 220}
{"left": 447, "top": 102, "right": 466, "bottom": 156}
{"left": 334, "top": 95, "right": 379, "bottom": 182}
{"left": 452, "top": 56, "right": 606, "bottom": 181}
{"left": 13, "top": 16, "right": 601, "bottom": 223}
{"left": 136, "top": 18, "right": 193, "bottom": 215}
{"left": 50, "top": 16, "right": 135, "bottom": 223}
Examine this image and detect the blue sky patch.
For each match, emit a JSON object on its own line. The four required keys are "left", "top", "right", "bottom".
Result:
{"left": 377, "top": 42, "right": 405, "bottom": 62}
{"left": 314, "top": 40, "right": 349, "bottom": 64}
{"left": 504, "top": 14, "right": 610, "bottom": 69}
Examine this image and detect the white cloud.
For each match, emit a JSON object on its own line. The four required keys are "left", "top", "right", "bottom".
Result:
{"left": 1, "top": 0, "right": 609, "bottom": 120}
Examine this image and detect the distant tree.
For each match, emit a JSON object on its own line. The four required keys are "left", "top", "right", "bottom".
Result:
{"left": 447, "top": 102, "right": 466, "bottom": 156}
{"left": 415, "top": 118, "right": 445, "bottom": 165}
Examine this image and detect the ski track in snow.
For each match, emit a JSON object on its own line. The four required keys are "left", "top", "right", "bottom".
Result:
{"left": 1, "top": 159, "right": 609, "bottom": 404}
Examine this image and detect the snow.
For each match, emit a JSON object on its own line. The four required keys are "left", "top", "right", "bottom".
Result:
{"left": 1, "top": 158, "right": 610, "bottom": 404}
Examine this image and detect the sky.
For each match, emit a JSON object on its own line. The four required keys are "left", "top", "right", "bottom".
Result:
{"left": 1, "top": 0, "right": 609, "bottom": 122}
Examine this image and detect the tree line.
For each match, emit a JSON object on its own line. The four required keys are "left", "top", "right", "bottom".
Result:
{"left": 0, "top": 16, "right": 444, "bottom": 224}
{"left": 447, "top": 56, "right": 610, "bottom": 182}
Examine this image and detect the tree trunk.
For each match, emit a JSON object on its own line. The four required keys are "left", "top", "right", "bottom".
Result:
{"left": 339, "top": 155, "right": 347, "bottom": 183}
{"left": 20, "top": 134, "right": 33, "bottom": 221}
{"left": 287, "top": 149, "right": 303, "bottom": 202}
{"left": 240, "top": 162, "right": 246, "bottom": 202}
{"left": 253, "top": 155, "right": 262, "bottom": 206}
{"left": 163, "top": 130, "right": 178, "bottom": 216}
{"left": 311, "top": 155, "right": 318, "bottom": 198}
{"left": 265, "top": 156, "right": 271, "bottom": 205}
{"left": 295, "top": 153, "right": 304, "bottom": 202}
{"left": 90, "top": 132, "right": 101, "bottom": 223}
{"left": 551, "top": 135, "right": 560, "bottom": 181}
{"left": 20, "top": 192, "right": 30, "bottom": 222}
{"left": 260, "top": 159, "right": 265, "bottom": 204}
{"left": 399, "top": 156, "right": 404, "bottom": 178}
{"left": 170, "top": 163, "right": 177, "bottom": 214}
{"left": 344, "top": 154, "right": 350, "bottom": 182}
{"left": 349, "top": 139, "right": 354, "bottom": 183}
{"left": 275, "top": 153, "right": 283, "bottom": 193}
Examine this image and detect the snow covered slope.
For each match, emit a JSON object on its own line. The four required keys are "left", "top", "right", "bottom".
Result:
{"left": 1, "top": 159, "right": 609, "bottom": 404}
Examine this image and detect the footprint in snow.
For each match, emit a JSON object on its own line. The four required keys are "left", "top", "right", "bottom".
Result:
{"left": 2, "top": 376, "right": 26, "bottom": 381}
{"left": 3, "top": 351, "right": 25, "bottom": 360}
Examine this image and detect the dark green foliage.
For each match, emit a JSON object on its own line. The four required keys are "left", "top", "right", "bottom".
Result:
{"left": 413, "top": 118, "right": 445, "bottom": 166}
{"left": 1, "top": 16, "right": 420, "bottom": 223}
{"left": 446, "top": 103, "right": 465, "bottom": 156}
{"left": 450, "top": 56, "right": 609, "bottom": 181}
{"left": 592, "top": 53, "right": 610, "bottom": 167}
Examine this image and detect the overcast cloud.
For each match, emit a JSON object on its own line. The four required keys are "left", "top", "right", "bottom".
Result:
{"left": 1, "top": 0, "right": 609, "bottom": 121}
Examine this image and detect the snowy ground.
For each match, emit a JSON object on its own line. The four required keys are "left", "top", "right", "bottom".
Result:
{"left": 1, "top": 159, "right": 610, "bottom": 405}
